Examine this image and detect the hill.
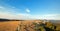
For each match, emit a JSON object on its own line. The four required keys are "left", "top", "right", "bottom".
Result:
{"left": 0, "top": 19, "right": 60, "bottom": 31}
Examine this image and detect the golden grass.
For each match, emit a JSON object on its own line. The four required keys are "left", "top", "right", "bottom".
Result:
{"left": 0, "top": 21, "right": 35, "bottom": 31}
{"left": 0, "top": 20, "right": 60, "bottom": 31}
{"left": 0, "top": 21, "right": 19, "bottom": 31}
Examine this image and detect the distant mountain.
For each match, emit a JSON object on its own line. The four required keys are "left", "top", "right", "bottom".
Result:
{"left": 0, "top": 18, "right": 25, "bottom": 22}
{"left": 48, "top": 20, "right": 60, "bottom": 24}
{"left": 0, "top": 18, "right": 10, "bottom": 21}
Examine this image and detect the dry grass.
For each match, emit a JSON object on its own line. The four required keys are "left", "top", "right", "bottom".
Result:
{"left": 0, "top": 20, "right": 36, "bottom": 31}
{"left": 0, "top": 20, "right": 60, "bottom": 31}
{"left": 0, "top": 21, "right": 19, "bottom": 31}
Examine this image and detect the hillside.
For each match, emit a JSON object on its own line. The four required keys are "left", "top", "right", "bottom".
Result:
{"left": 0, "top": 19, "right": 60, "bottom": 31}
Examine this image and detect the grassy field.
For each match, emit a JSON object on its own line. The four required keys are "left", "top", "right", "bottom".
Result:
{"left": 0, "top": 21, "right": 19, "bottom": 31}
{"left": 0, "top": 20, "right": 36, "bottom": 31}
{"left": 0, "top": 20, "right": 60, "bottom": 31}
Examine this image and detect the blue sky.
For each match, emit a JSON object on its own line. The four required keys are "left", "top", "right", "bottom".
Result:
{"left": 0, "top": 0, "right": 60, "bottom": 20}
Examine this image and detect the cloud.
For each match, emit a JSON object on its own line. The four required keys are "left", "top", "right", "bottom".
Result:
{"left": 0, "top": 12, "right": 36, "bottom": 20}
{"left": 0, "top": 6, "right": 4, "bottom": 9}
{"left": 0, "top": 12, "right": 60, "bottom": 20}
{"left": 0, "top": 5, "right": 20, "bottom": 14}
{"left": 38, "top": 14, "right": 60, "bottom": 20}
{"left": 0, "top": 5, "right": 60, "bottom": 20}
{"left": 0, "top": 5, "right": 33, "bottom": 20}
{"left": 26, "top": 8, "right": 30, "bottom": 13}
{"left": 0, "top": 12, "right": 16, "bottom": 19}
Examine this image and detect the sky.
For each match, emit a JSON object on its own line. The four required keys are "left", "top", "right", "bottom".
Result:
{"left": 0, "top": 0, "right": 60, "bottom": 20}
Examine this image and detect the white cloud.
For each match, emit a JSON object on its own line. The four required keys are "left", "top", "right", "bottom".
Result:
{"left": 0, "top": 12, "right": 35, "bottom": 20}
{"left": 17, "top": 14, "right": 60, "bottom": 20}
{"left": 26, "top": 8, "right": 30, "bottom": 13}
{"left": 0, "top": 6, "right": 32, "bottom": 20}
{"left": 0, "top": 5, "right": 20, "bottom": 14}
{"left": 0, "top": 6, "right": 4, "bottom": 9}
{"left": 38, "top": 14, "right": 60, "bottom": 20}
{"left": 0, "top": 6, "right": 60, "bottom": 20}
{"left": 0, "top": 12, "right": 60, "bottom": 20}
{"left": 0, "top": 12, "right": 16, "bottom": 19}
